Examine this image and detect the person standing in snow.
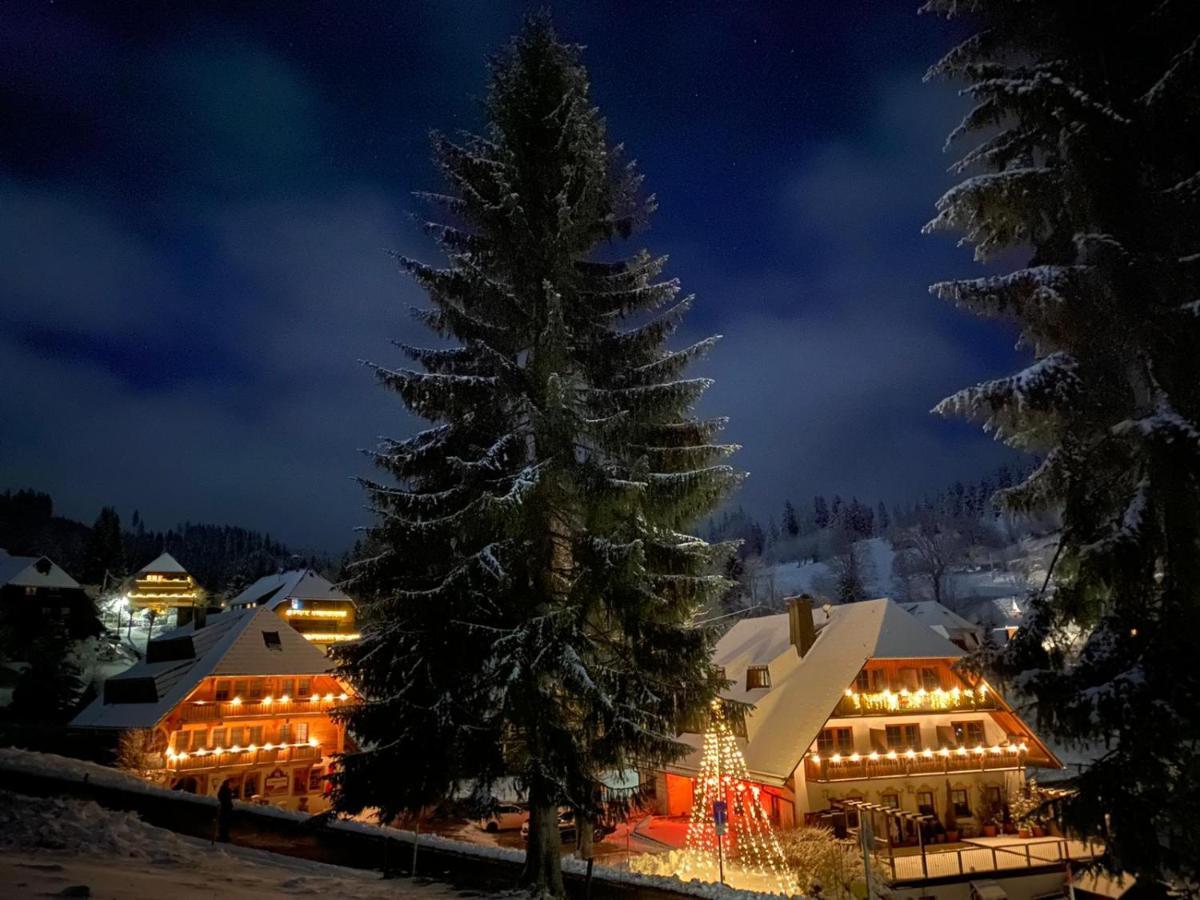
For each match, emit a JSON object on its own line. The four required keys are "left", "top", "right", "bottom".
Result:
{"left": 216, "top": 779, "right": 234, "bottom": 843}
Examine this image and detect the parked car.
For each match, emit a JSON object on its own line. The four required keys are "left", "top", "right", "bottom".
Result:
{"left": 520, "top": 810, "right": 616, "bottom": 844}
{"left": 477, "top": 803, "right": 527, "bottom": 832}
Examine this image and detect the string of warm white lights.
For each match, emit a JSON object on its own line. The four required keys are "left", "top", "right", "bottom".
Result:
{"left": 676, "top": 700, "right": 797, "bottom": 895}
{"left": 165, "top": 737, "right": 320, "bottom": 762}
{"left": 842, "top": 684, "right": 990, "bottom": 712}
{"left": 193, "top": 691, "right": 350, "bottom": 706}
{"left": 810, "top": 742, "right": 1029, "bottom": 764}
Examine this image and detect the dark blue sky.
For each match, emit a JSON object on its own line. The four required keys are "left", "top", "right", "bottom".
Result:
{"left": 1, "top": 1, "right": 1020, "bottom": 550}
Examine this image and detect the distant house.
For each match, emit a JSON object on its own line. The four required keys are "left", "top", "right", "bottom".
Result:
{"left": 0, "top": 548, "right": 99, "bottom": 643}
{"left": 73, "top": 605, "right": 354, "bottom": 812}
{"left": 125, "top": 552, "right": 203, "bottom": 626}
{"left": 228, "top": 570, "right": 358, "bottom": 652}
{"left": 898, "top": 600, "right": 985, "bottom": 651}
{"left": 657, "top": 598, "right": 1060, "bottom": 836}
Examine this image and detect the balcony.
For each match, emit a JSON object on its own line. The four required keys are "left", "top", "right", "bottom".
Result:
{"left": 834, "top": 685, "right": 996, "bottom": 718}
{"left": 178, "top": 695, "right": 347, "bottom": 723}
{"left": 805, "top": 744, "right": 1028, "bottom": 782}
{"left": 155, "top": 741, "right": 322, "bottom": 772}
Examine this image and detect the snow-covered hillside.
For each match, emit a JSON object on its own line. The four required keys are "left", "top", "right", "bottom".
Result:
{"left": 749, "top": 534, "right": 1059, "bottom": 627}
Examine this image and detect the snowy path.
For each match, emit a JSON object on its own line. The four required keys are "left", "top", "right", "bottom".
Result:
{"left": 0, "top": 790, "right": 482, "bottom": 900}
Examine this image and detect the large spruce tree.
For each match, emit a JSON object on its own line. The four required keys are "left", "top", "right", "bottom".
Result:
{"left": 335, "top": 17, "right": 739, "bottom": 896}
{"left": 923, "top": 1, "right": 1200, "bottom": 889}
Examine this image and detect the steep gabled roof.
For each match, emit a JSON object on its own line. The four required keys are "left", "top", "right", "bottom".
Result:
{"left": 899, "top": 601, "right": 983, "bottom": 641}
{"left": 228, "top": 569, "right": 354, "bottom": 610}
{"left": 135, "top": 552, "right": 189, "bottom": 576}
{"left": 0, "top": 550, "right": 81, "bottom": 590}
{"left": 672, "top": 599, "right": 967, "bottom": 784}
{"left": 72, "top": 605, "right": 336, "bottom": 730}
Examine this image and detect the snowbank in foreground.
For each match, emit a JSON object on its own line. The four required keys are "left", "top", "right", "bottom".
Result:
{"left": 0, "top": 789, "right": 468, "bottom": 900}
{"left": 0, "top": 748, "right": 799, "bottom": 899}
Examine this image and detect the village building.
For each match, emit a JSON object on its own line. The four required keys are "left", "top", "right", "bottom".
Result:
{"left": 228, "top": 569, "right": 358, "bottom": 651}
{"left": 72, "top": 604, "right": 353, "bottom": 812}
{"left": 657, "top": 598, "right": 1061, "bottom": 839}
{"left": 898, "top": 600, "right": 984, "bottom": 651}
{"left": 0, "top": 548, "right": 99, "bottom": 642}
{"left": 125, "top": 552, "right": 204, "bottom": 627}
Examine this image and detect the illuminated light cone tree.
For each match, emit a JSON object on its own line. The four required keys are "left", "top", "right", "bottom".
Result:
{"left": 678, "top": 701, "right": 796, "bottom": 895}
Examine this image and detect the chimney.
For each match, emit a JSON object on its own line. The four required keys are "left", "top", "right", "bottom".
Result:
{"left": 787, "top": 594, "right": 817, "bottom": 657}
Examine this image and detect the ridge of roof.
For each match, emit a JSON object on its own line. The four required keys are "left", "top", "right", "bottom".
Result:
{"left": 136, "top": 552, "right": 189, "bottom": 575}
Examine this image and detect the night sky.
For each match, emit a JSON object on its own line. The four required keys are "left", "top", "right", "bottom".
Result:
{"left": 1, "top": 1, "right": 1021, "bottom": 551}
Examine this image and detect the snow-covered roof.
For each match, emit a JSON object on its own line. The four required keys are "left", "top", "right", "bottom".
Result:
{"left": 0, "top": 549, "right": 82, "bottom": 590}
{"left": 135, "top": 552, "right": 189, "bottom": 576}
{"left": 672, "top": 598, "right": 967, "bottom": 785}
{"left": 898, "top": 601, "right": 983, "bottom": 638}
{"left": 72, "top": 605, "right": 336, "bottom": 730}
{"left": 228, "top": 569, "right": 355, "bottom": 610}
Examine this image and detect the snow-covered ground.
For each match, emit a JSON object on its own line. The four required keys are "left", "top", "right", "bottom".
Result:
{"left": 0, "top": 789, "right": 477, "bottom": 900}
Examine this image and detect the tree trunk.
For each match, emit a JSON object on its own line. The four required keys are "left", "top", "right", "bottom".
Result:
{"left": 521, "top": 780, "right": 564, "bottom": 898}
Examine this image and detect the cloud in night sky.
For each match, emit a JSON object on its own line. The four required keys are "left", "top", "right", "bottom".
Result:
{"left": 0, "top": 2, "right": 1024, "bottom": 549}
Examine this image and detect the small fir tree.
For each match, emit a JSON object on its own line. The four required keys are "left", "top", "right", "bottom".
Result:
{"left": 334, "top": 17, "right": 739, "bottom": 897}
{"left": 82, "top": 506, "right": 124, "bottom": 587}
{"left": 924, "top": 1, "right": 1200, "bottom": 889}
{"left": 11, "top": 622, "right": 82, "bottom": 722}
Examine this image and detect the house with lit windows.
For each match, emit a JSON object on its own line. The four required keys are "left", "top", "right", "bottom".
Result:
{"left": 228, "top": 569, "right": 358, "bottom": 652}
{"left": 72, "top": 604, "right": 354, "bottom": 812}
{"left": 656, "top": 597, "right": 1060, "bottom": 838}
{"left": 125, "top": 552, "right": 204, "bottom": 627}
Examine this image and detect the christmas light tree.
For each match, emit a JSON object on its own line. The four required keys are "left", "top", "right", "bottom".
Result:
{"left": 677, "top": 700, "right": 797, "bottom": 895}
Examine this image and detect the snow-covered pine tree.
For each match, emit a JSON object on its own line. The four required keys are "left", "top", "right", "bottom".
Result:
{"left": 334, "top": 16, "right": 740, "bottom": 897}
{"left": 923, "top": 1, "right": 1200, "bottom": 889}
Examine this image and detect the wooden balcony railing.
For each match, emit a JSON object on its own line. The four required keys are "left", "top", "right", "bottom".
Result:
{"left": 154, "top": 742, "right": 321, "bottom": 773}
{"left": 806, "top": 746, "right": 1027, "bottom": 782}
{"left": 179, "top": 695, "right": 346, "bottom": 723}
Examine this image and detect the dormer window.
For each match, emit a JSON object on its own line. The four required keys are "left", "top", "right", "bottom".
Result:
{"left": 746, "top": 665, "right": 771, "bottom": 690}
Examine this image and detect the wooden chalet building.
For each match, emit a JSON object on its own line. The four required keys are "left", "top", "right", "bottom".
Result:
{"left": 125, "top": 552, "right": 204, "bottom": 627}
{"left": 229, "top": 569, "right": 358, "bottom": 651}
{"left": 73, "top": 605, "right": 354, "bottom": 812}
{"left": 658, "top": 598, "right": 1060, "bottom": 838}
{"left": 0, "top": 548, "right": 99, "bottom": 642}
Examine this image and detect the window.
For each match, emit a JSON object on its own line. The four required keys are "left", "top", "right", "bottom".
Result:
{"left": 881, "top": 793, "right": 900, "bottom": 809}
{"left": 233, "top": 679, "right": 248, "bottom": 699}
{"left": 248, "top": 726, "right": 264, "bottom": 745}
{"left": 921, "top": 667, "right": 941, "bottom": 691}
{"left": 746, "top": 666, "right": 771, "bottom": 690}
{"left": 298, "top": 678, "right": 312, "bottom": 698}
{"left": 262, "top": 630, "right": 282, "bottom": 651}
{"left": 211, "top": 728, "right": 227, "bottom": 749}
{"left": 916, "top": 791, "right": 935, "bottom": 814}
{"left": 215, "top": 680, "right": 231, "bottom": 701}
{"left": 952, "top": 720, "right": 986, "bottom": 746}
{"left": 280, "top": 678, "right": 295, "bottom": 698}
{"left": 243, "top": 772, "right": 259, "bottom": 799}
{"left": 886, "top": 724, "right": 921, "bottom": 750}
{"left": 984, "top": 785, "right": 1003, "bottom": 815}
{"left": 230, "top": 727, "right": 245, "bottom": 748}
{"left": 278, "top": 723, "right": 291, "bottom": 744}
{"left": 897, "top": 668, "right": 920, "bottom": 691}
{"left": 855, "top": 669, "right": 877, "bottom": 692}
{"left": 951, "top": 789, "right": 971, "bottom": 817}
{"left": 293, "top": 722, "right": 309, "bottom": 743}
{"left": 248, "top": 679, "right": 264, "bottom": 700}
{"left": 308, "top": 768, "right": 324, "bottom": 792}
{"left": 294, "top": 767, "right": 310, "bottom": 795}
{"left": 817, "top": 727, "right": 854, "bottom": 754}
